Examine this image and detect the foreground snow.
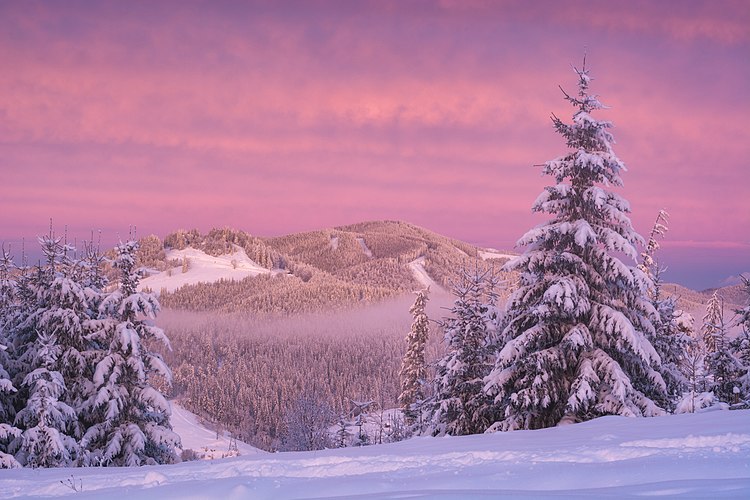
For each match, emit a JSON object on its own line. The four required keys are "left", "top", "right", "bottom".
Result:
{"left": 2, "top": 410, "right": 749, "bottom": 498}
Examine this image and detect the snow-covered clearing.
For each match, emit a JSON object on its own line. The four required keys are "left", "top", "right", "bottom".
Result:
{"left": 356, "top": 237, "right": 373, "bottom": 258}
{"left": 138, "top": 246, "right": 271, "bottom": 294}
{"left": 479, "top": 248, "right": 516, "bottom": 261}
{"left": 408, "top": 257, "right": 442, "bottom": 292}
{"left": 170, "top": 402, "right": 265, "bottom": 460}
{"left": 2, "top": 409, "right": 748, "bottom": 499}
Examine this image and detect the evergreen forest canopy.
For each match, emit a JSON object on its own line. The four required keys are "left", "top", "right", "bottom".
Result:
{"left": 1, "top": 62, "right": 749, "bottom": 464}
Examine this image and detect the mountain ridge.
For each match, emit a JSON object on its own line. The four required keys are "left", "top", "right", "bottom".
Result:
{"left": 132, "top": 219, "right": 745, "bottom": 315}
{"left": 136, "top": 220, "right": 515, "bottom": 315}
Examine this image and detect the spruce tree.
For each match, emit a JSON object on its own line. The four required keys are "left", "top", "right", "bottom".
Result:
{"left": 12, "top": 332, "right": 78, "bottom": 467}
{"left": 701, "top": 292, "right": 723, "bottom": 353}
{"left": 431, "top": 269, "right": 499, "bottom": 435}
{"left": 0, "top": 247, "right": 21, "bottom": 468}
{"left": 638, "top": 211, "right": 690, "bottom": 410}
{"left": 82, "top": 240, "right": 179, "bottom": 466}
{"left": 35, "top": 236, "right": 94, "bottom": 442}
{"left": 729, "top": 276, "right": 750, "bottom": 406}
{"left": 701, "top": 292, "right": 743, "bottom": 404}
{"left": 0, "top": 246, "right": 18, "bottom": 422}
{"left": 398, "top": 288, "right": 430, "bottom": 424}
{"left": 484, "top": 60, "right": 665, "bottom": 431}
{"left": 10, "top": 234, "right": 83, "bottom": 465}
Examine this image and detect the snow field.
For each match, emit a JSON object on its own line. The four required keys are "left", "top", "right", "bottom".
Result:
{"left": 170, "top": 402, "right": 265, "bottom": 460}
{"left": 356, "top": 237, "right": 373, "bottom": 258}
{"left": 2, "top": 409, "right": 748, "bottom": 499}
{"left": 479, "top": 249, "right": 516, "bottom": 261}
{"left": 408, "top": 257, "right": 442, "bottom": 292}
{"left": 138, "top": 246, "right": 272, "bottom": 295}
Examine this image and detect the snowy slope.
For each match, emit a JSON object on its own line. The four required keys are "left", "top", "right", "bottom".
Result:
{"left": 479, "top": 248, "right": 517, "bottom": 261}
{"left": 170, "top": 402, "right": 265, "bottom": 460}
{"left": 138, "top": 246, "right": 271, "bottom": 294}
{"left": 2, "top": 410, "right": 748, "bottom": 499}
{"left": 407, "top": 256, "right": 442, "bottom": 291}
{"left": 356, "top": 237, "right": 373, "bottom": 258}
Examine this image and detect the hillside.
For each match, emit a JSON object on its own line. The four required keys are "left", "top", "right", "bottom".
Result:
{"left": 170, "top": 402, "right": 265, "bottom": 460}
{"left": 2, "top": 409, "right": 748, "bottom": 498}
{"left": 135, "top": 221, "right": 516, "bottom": 315}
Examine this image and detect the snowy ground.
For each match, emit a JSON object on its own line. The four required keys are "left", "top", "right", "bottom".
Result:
{"left": 479, "top": 248, "right": 517, "bottom": 261}
{"left": 1, "top": 409, "right": 748, "bottom": 499}
{"left": 138, "top": 246, "right": 272, "bottom": 294}
{"left": 170, "top": 402, "right": 265, "bottom": 460}
{"left": 408, "top": 257, "right": 443, "bottom": 292}
{"left": 356, "top": 237, "right": 373, "bottom": 258}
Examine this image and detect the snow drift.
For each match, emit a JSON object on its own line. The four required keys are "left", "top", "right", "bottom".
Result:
{"left": 1, "top": 409, "right": 748, "bottom": 498}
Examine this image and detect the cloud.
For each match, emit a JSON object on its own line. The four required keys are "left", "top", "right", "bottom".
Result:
{"left": 0, "top": 0, "right": 747, "bottom": 288}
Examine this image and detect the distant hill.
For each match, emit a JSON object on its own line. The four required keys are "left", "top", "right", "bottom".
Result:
{"left": 133, "top": 220, "right": 747, "bottom": 318}
{"left": 659, "top": 282, "right": 746, "bottom": 313}
{"left": 137, "top": 221, "right": 516, "bottom": 315}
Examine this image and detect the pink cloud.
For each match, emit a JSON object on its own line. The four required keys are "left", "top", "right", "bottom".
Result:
{"left": 0, "top": 0, "right": 747, "bottom": 289}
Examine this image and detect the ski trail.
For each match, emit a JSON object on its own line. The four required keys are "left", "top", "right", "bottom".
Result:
{"left": 408, "top": 257, "right": 444, "bottom": 292}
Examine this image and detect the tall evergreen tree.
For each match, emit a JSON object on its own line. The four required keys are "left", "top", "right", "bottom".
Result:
{"left": 484, "top": 60, "right": 665, "bottom": 431}
{"left": 10, "top": 234, "right": 83, "bottom": 465}
{"left": 82, "top": 240, "right": 179, "bottom": 466}
{"left": 12, "top": 332, "right": 78, "bottom": 467}
{"left": 431, "top": 269, "right": 499, "bottom": 435}
{"left": 701, "top": 291, "right": 743, "bottom": 404}
{"left": 0, "top": 246, "right": 17, "bottom": 422}
{"left": 729, "top": 276, "right": 750, "bottom": 406}
{"left": 0, "top": 246, "right": 21, "bottom": 468}
{"left": 701, "top": 292, "right": 723, "bottom": 353}
{"left": 35, "top": 236, "right": 95, "bottom": 442}
{"left": 638, "top": 210, "right": 690, "bottom": 410}
{"left": 398, "top": 288, "right": 430, "bottom": 424}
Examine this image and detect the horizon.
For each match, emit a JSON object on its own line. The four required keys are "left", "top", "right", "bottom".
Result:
{"left": 1, "top": 1, "right": 748, "bottom": 290}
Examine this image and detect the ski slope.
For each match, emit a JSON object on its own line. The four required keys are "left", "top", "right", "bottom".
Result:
{"left": 1, "top": 409, "right": 748, "bottom": 498}
{"left": 170, "top": 402, "right": 265, "bottom": 460}
{"left": 138, "top": 246, "right": 271, "bottom": 294}
{"left": 408, "top": 256, "right": 442, "bottom": 291}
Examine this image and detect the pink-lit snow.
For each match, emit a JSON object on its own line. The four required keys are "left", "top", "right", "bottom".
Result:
{"left": 1, "top": 409, "right": 748, "bottom": 498}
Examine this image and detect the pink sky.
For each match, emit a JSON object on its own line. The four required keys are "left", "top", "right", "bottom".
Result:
{"left": 1, "top": 0, "right": 748, "bottom": 290}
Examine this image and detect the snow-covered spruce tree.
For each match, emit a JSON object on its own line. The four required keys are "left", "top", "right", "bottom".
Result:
{"left": 701, "top": 292, "right": 743, "bottom": 404}
{"left": 676, "top": 328, "right": 716, "bottom": 413}
{"left": 736, "top": 276, "right": 750, "bottom": 333}
{"left": 12, "top": 332, "right": 78, "bottom": 467}
{"left": 398, "top": 287, "right": 430, "bottom": 424}
{"left": 10, "top": 234, "right": 84, "bottom": 465}
{"left": 82, "top": 240, "right": 179, "bottom": 466}
{"left": 0, "top": 246, "right": 18, "bottom": 421}
{"left": 33, "top": 235, "right": 97, "bottom": 444}
{"left": 431, "top": 269, "right": 500, "bottom": 435}
{"left": 638, "top": 211, "right": 690, "bottom": 410}
{"left": 729, "top": 276, "right": 750, "bottom": 406}
{"left": 701, "top": 292, "right": 723, "bottom": 354}
{"left": 0, "top": 246, "right": 21, "bottom": 468}
{"left": 484, "top": 60, "right": 665, "bottom": 431}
